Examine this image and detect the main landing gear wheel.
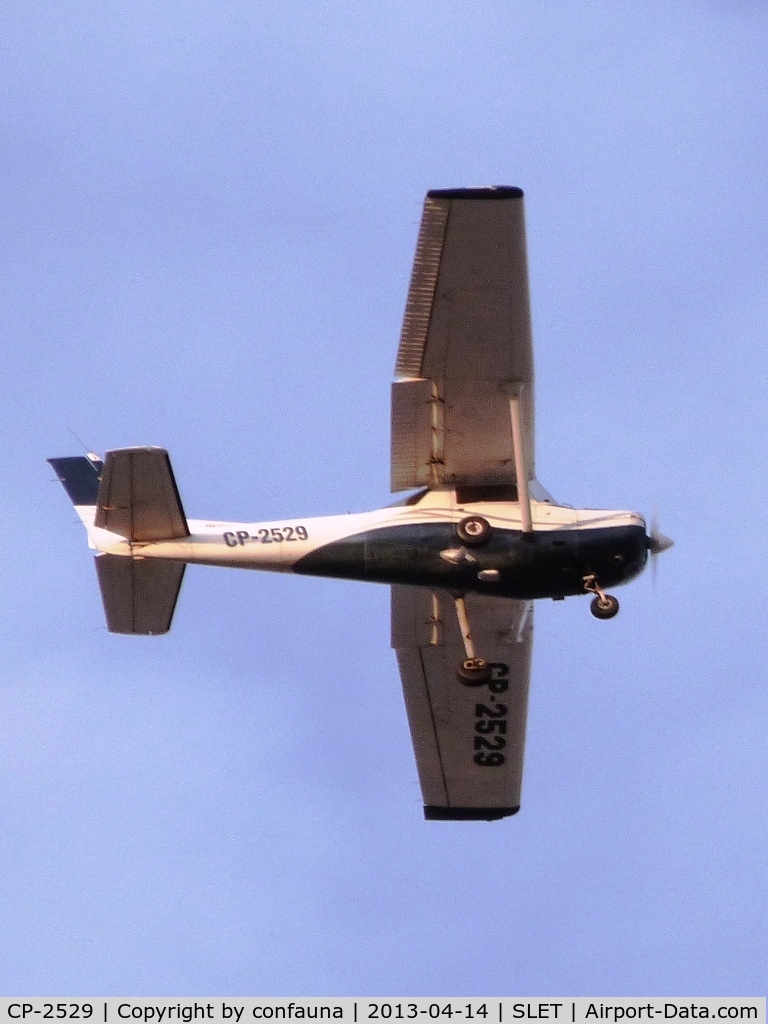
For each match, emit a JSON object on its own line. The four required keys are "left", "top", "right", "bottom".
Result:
{"left": 456, "top": 515, "right": 492, "bottom": 546}
{"left": 590, "top": 594, "right": 619, "bottom": 620}
{"left": 457, "top": 658, "right": 492, "bottom": 684}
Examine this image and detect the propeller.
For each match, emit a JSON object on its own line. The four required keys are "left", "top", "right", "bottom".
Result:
{"left": 648, "top": 509, "right": 674, "bottom": 584}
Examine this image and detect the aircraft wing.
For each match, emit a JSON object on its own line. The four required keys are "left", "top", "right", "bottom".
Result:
{"left": 391, "top": 585, "right": 533, "bottom": 819}
{"left": 391, "top": 186, "right": 534, "bottom": 491}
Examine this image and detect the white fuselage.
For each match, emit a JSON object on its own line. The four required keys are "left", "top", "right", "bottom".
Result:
{"left": 77, "top": 487, "right": 645, "bottom": 578}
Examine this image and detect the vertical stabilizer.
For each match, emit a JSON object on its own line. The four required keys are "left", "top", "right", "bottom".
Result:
{"left": 48, "top": 455, "right": 103, "bottom": 507}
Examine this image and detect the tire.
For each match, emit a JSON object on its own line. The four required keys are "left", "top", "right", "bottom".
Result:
{"left": 590, "top": 594, "right": 619, "bottom": 620}
{"left": 456, "top": 658, "right": 492, "bottom": 685}
{"left": 457, "top": 515, "right": 492, "bottom": 546}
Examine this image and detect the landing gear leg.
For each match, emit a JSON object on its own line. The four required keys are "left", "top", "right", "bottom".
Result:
{"left": 453, "top": 594, "right": 491, "bottom": 683}
{"left": 583, "top": 574, "right": 620, "bottom": 620}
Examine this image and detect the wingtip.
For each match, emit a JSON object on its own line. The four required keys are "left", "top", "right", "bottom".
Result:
{"left": 427, "top": 186, "right": 524, "bottom": 201}
{"left": 424, "top": 805, "right": 520, "bottom": 821}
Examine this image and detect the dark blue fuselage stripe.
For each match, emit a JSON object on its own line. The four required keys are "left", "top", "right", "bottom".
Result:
{"left": 293, "top": 523, "right": 648, "bottom": 600}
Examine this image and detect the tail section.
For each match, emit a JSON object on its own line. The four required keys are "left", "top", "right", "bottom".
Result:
{"left": 49, "top": 447, "right": 188, "bottom": 634}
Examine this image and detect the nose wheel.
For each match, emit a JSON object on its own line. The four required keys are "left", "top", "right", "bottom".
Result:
{"left": 583, "top": 574, "right": 619, "bottom": 620}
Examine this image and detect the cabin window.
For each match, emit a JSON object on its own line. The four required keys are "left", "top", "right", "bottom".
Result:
{"left": 403, "top": 489, "right": 429, "bottom": 506}
{"left": 456, "top": 485, "right": 518, "bottom": 504}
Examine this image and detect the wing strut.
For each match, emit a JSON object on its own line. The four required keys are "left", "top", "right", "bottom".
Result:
{"left": 452, "top": 594, "right": 495, "bottom": 684}
{"left": 508, "top": 389, "right": 533, "bottom": 534}
{"left": 453, "top": 595, "right": 476, "bottom": 660}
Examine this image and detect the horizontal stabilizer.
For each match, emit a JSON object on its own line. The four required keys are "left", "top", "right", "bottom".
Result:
{"left": 95, "top": 555, "right": 185, "bottom": 634}
{"left": 95, "top": 447, "right": 189, "bottom": 542}
{"left": 48, "top": 456, "right": 103, "bottom": 506}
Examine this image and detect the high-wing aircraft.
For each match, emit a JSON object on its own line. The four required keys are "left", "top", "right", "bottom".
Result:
{"left": 49, "top": 186, "right": 673, "bottom": 821}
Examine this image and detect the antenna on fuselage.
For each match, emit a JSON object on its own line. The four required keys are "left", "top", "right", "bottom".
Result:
{"left": 68, "top": 429, "right": 101, "bottom": 467}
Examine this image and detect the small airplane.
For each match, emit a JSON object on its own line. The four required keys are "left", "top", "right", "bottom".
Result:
{"left": 49, "top": 186, "right": 673, "bottom": 821}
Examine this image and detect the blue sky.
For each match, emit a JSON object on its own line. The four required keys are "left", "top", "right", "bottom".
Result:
{"left": 1, "top": 0, "right": 767, "bottom": 996}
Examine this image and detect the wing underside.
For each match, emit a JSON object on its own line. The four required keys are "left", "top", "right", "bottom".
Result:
{"left": 392, "top": 187, "right": 535, "bottom": 491}
{"left": 392, "top": 585, "right": 533, "bottom": 819}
